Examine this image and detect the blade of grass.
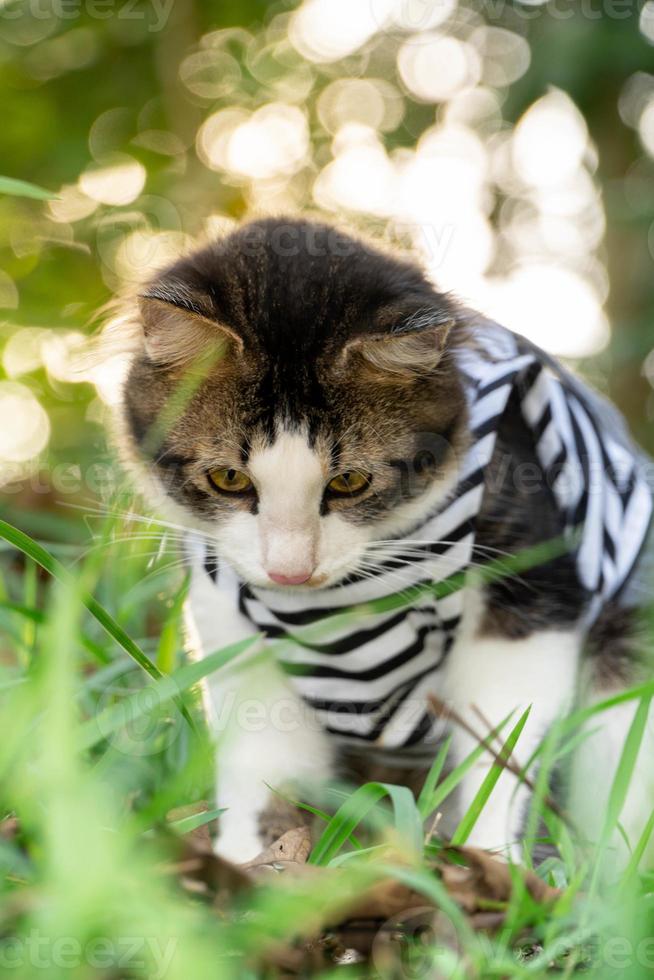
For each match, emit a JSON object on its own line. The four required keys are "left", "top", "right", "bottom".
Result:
{"left": 156, "top": 574, "right": 189, "bottom": 673}
{"left": 619, "top": 806, "right": 654, "bottom": 894}
{"left": 0, "top": 519, "right": 162, "bottom": 680}
{"left": 21, "top": 559, "right": 37, "bottom": 662}
{"left": 0, "top": 518, "right": 199, "bottom": 736}
{"left": 417, "top": 735, "right": 452, "bottom": 820}
{"left": 517, "top": 718, "right": 563, "bottom": 871}
{"left": 78, "top": 635, "right": 263, "bottom": 751}
{"left": 424, "top": 710, "right": 516, "bottom": 816}
{"left": 167, "top": 807, "right": 224, "bottom": 836}
{"left": 600, "top": 695, "right": 651, "bottom": 845}
{"left": 309, "top": 782, "right": 423, "bottom": 866}
{"left": 589, "top": 694, "right": 652, "bottom": 894}
{"left": 450, "top": 707, "right": 531, "bottom": 846}
{"left": 265, "top": 784, "right": 364, "bottom": 850}
{"left": 0, "top": 175, "right": 57, "bottom": 200}
{"left": 0, "top": 601, "right": 112, "bottom": 666}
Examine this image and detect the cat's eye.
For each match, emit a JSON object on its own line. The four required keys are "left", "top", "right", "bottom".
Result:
{"left": 208, "top": 468, "right": 253, "bottom": 493}
{"left": 327, "top": 471, "right": 371, "bottom": 496}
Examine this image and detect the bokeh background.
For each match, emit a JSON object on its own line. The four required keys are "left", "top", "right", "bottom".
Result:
{"left": 1, "top": 0, "right": 654, "bottom": 534}
{"left": 1, "top": 6, "right": 654, "bottom": 974}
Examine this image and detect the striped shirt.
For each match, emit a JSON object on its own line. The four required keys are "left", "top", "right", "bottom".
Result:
{"left": 193, "top": 323, "right": 653, "bottom": 753}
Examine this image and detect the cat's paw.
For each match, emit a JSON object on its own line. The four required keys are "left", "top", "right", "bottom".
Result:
{"left": 213, "top": 827, "right": 266, "bottom": 865}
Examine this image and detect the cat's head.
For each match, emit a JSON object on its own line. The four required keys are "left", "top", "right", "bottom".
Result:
{"left": 118, "top": 218, "right": 468, "bottom": 589}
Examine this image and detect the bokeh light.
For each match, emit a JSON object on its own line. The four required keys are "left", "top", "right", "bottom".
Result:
{"left": 0, "top": 381, "right": 50, "bottom": 464}
{"left": 638, "top": 96, "right": 654, "bottom": 156}
{"left": 512, "top": 92, "right": 589, "bottom": 188}
{"left": 397, "top": 34, "right": 481, "bottom": 102}
{"left": 3, "top": 0, "right": 653, "bottom": 475}
{"left": 226, "top": 103, "right": 309, "bottom": 179}
{"left": 640, "top": 1, "right": 654, "bottom": 43}
{"left": 289, "top": 0, "right": 387, "bottom": 62}
{"left": 78, "top": 157, "right": 146, "bottom": 207}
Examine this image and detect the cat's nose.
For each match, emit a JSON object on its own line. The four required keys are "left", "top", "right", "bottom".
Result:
{"left": 267, "top": 570, "right": 313, "bottom": 586}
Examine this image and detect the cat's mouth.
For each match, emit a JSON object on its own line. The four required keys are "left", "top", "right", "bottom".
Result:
{"left": 265, "top": 572, "right": 329, "bottom": 590}
{"left": 229, "top": 555, "right": 361, "bottom": 592}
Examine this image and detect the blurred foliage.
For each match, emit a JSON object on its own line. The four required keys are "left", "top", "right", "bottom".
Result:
{"left": 0, "top": 0, "right": 653, "bottom": 523}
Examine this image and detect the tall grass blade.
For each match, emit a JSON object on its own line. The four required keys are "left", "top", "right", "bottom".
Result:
{"left": 0, "top": 175, "right": 57, "bottom": 199}
{"left": 417, "top": 735, "right": 452, "bottom": 820}
{"left": 450, "top": 706, "right": 531, "bottom": 846}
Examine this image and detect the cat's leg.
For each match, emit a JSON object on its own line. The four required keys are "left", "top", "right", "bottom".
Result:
{"left": 441, "top": 619, "right": 581, "bottom": 861}
{"left": 185, "top": 571, "right": 334, "bottom": 863}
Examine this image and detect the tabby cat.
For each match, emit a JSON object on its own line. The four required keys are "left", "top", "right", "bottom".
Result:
{"left": 116, "top": 218, "right": 654, "bottom": 866}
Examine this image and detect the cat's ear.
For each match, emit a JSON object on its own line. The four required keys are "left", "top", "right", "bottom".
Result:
{"left": 138, "top": 296, "right": 243, "bottom": 368}
{"left": 340, "top": 309, "right": 455, "bottom": 380}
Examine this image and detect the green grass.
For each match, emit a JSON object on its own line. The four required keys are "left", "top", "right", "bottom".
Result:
{"left": 1, "top": 511, "right": 654, "bottom": 979}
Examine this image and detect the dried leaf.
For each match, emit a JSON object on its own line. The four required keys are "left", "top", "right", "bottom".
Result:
{"left": 442, "top": 846, "right": 559, "bottom": 911}
{"left": 243, "top": 826, "right": 313, "bottom": 871}
{"left": 0, "top": 814, "right": 19, "bottom": 841}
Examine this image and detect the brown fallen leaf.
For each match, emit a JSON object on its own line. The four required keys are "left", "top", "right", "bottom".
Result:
{"left": 0, "top": 813, "right": 19, "bottom": 841}
{"left": 326, "top": 844, "right": 559, "bottom": 960}
{"left": 341, "top": 878, "right": 427, "bottom": 922}
{"left": 159, "top": 814, "right": 251, "bottom": 900}
{"left": 155, "top": 816, "right": 560, "bottom": 973}
{"left": 441, "top": 846, "right": 559, "bottom": 911}
{"left": 242, "top": 825, "right": 313, "bottom": 871}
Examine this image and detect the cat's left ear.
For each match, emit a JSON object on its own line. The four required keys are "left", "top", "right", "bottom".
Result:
{"left": 138, "top": 295, "right": 243, "bottom": 368}
{"left": 340, "top": 308, "right": 455, "bottom": 380}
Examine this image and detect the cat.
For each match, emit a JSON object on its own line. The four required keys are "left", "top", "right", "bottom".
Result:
{"left": 114, "top": 217, "right": 654, "bottom": 867}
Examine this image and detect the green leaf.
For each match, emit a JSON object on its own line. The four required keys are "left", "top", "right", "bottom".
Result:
{"left": 605, "top": 696, "right": 651, "bottom": 839}
{"left": 78, "top": 634, "right": 261, "bottom": 751}
{"left": 156, "top": 574, "right": 189, "bottom": 672}
{"left": 167, "top": 807, "right": 224, "bottom": 836}
{"left": 0, "top": 520, "right": 159, "bottom": 677}
{"left": 450, "top": 706, "right": 531, "bottom": 846}
{"left": 417, "top": 734, "right": 452, "bottom": 820}
{"left": 309, "top": 782, "right": 423, "bottom": 866}
{"left": 423, "top": 710, "right": 516, "bottom": 817}
{"left": 0, "top": 518, "right": 196, "bottom": 734}
{"left": 0, "top": 175, "right": 57, "bottom": 200}
{"left": 265, "top": 784, "right": 363, "bottom": 850}
{"left": 620, "top": 806, "right": 654, "bottom": 894}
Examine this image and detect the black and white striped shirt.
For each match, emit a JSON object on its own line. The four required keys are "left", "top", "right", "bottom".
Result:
{"left": 194, "top": 324, "right": 653, "bottom": 752}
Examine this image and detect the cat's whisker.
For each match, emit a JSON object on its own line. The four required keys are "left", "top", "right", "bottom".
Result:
{"left": 369, "top": 538, "right": 517, "bottom": 558}
{"left": 63, "top": 501, "right": 215, "bottom": 543}
{"left": 71, "top": 534, "right": 183, "bottom": 564}
{"left": 355, "top": 551, "right": 514, "bottom": 580}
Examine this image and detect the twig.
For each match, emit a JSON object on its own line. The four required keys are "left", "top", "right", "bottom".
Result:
{"left": 427, "top": 694, "right": 573, "bottom": 830}
{"left": 472, "top": 704, "right": 523, "bottom": 775}
{"left": 425, "top": 811, "right": 442, "bottom": 845}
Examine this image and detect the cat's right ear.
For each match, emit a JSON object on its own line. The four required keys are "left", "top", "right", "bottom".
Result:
{"left": 138, "top": 296, "right": 243, "bottom": 368}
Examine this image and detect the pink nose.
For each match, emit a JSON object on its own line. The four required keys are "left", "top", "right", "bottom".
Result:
{"left": 267, "top": 570, "right": 312, "bottom": 586}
